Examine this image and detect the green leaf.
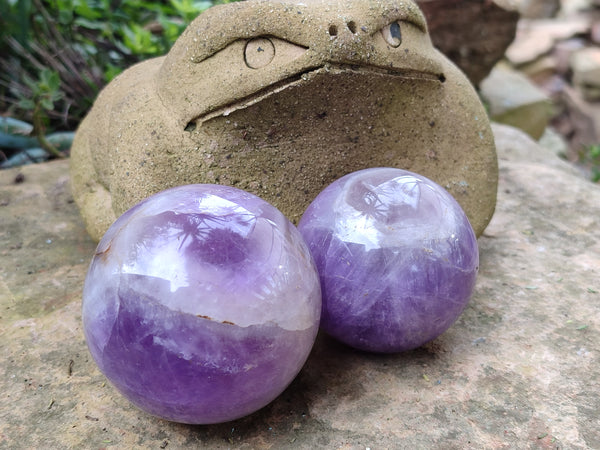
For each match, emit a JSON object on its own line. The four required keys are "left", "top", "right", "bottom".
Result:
{"left": 45, "top": 70, "right": 61, "bottom": 91}
{"left": 17, "top": 98, "right": 36, "bottom": 110}
{"left": 74, "top": 0, "right": 102, "bottom": 20}
{"left": 40, "top": 97, "right": 54, "bottom": 110}
{"left": 57, "top": 9, "right": 73, "bottom": 25}
{"left": 74, "top": 17, "right": 107, "bottom": 31}
{"left": 104, "top": 64, "right": 123, "bottom": 82}
{"left": 122, "top": 24, "right": 160, "bottom": 55}
{"left": 193, "top": 1, "right": 214, "bottom": 12}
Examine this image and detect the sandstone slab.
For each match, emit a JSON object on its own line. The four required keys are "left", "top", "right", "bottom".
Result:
{"left": 1, "top": 123, "right": 599, "bottom": 448}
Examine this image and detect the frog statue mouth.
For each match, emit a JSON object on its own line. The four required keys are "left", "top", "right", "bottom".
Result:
{"left": 188, "top": 61, "right": 446, "bottom": 127}
{"left": 156, "top": 0, "right": 447, "bottom": 130}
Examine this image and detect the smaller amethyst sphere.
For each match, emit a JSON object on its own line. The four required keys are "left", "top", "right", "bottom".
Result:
{"left": 298, "top": 168, "right": 479, "bottom": 353}
{"left": 82, "top": 185, "right": 321, "bottom": 424}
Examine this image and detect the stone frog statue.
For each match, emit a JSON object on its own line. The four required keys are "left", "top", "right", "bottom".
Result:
{"left": 70, "top": 0, "right": 498, "bottom": 242}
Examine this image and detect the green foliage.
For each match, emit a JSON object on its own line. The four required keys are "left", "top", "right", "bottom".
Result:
{"left": 0, "top": 0, "right": 239, "bottom": 130}
{"left": 0, "top": 0, "right": 32, "bottom": 48}
{"left": 18, "top": 68, "right": 61, "bottom": 112}
{"left": 579, "top": 144, "right": 600, "bottom": 183}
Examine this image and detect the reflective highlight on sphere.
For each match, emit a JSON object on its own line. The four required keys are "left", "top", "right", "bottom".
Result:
{"left": 298, "top": 168, "right": 478, "bottom": 353}
{"left": 82, "top": 185, "right": 321, "bottom": 424}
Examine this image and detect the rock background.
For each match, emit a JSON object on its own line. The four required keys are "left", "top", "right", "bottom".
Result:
{"left": 1, "top": 123, "right": 599, "bottom": 448}
{"left": 417, "top": 0, "right": 520, "bottom": 85}
{"left": 485, "top": 0, "right": 600, "bottom": 180}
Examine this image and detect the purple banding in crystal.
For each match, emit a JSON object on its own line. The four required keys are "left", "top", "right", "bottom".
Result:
{"left": 82, "top": 184, "right": 321, "bottom": 423}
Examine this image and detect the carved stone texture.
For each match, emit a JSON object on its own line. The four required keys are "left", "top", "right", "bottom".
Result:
{"left": 70, "top": 0, "right": 498, "bottom": 242}
{"left": 417, "top": 0, "right": 520, "bottom": 85}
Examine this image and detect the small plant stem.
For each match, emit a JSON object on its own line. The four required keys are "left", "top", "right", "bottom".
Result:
{"left": 32, "top": 102, "right": 64, "bottom": 158}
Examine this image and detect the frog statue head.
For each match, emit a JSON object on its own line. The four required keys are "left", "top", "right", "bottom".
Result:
{"left": 70, "top": 0, "right": 498, "bottom": 242}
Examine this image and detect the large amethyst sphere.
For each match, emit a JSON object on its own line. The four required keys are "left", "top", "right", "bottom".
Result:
{"left": 298, "top": 168, "right": 478, "bottom": 353}
{"left": 82, "top": 185, "right": 321, "bottom": 424}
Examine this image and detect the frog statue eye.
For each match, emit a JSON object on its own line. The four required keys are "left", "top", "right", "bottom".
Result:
{"left": 243, "top": 36, "right": 307, "bottom": 69}
{"left": 381, "top": 21, "right": 402, "bottom": 48}
{"left": 244, "top": 37, "right": 276, "bottom": 69}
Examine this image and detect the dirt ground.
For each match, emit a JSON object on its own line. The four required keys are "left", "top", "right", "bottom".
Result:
{"left": 1, "top": 123, "right": 599, "bottom": 448}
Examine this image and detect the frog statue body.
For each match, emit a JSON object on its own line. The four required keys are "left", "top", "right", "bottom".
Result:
{"left": 70, "top": 0, "right": 498, "bottom": 242}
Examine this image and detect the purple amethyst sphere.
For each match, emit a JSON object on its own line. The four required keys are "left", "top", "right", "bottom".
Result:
{"left": 298, "top": 168, "right": 479, "bottom": 353}
{"left": 82, "top": 185, "right": 321, "bottom": 424}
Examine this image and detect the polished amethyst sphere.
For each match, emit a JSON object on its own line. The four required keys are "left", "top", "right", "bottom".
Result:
{"left": 82, "top": 185, "right": 321, "bottom": 424}
{"left": 298, "top": 168, "right": 478, "bottom": 353}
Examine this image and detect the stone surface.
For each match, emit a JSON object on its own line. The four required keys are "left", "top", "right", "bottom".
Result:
{"left": 518, "top": 0, "right": 561, "bottom": 18}
{"left": 82, "top": 184, "right": 321, "bottom": 424}
{"left": 570, "top": 46, "right": 600, "bottom": 101}
{"left": 480, "top": 66, "right": 554, "bottom": 139}
{"left": 553, "top": 37, "right": 586, "bottom": 74}
{"left": 70, "top": 0, "right": 498, "bottom": 243}
{"left": 505, "top": 16, "right": 591, "bottom": 65}
{"left": 560, "top": 0, "right": 595, "bottom": 15}
{"left": 592, "top": 21, "right": 600, "bottom": 44}
{"left": 2, "top": 123, "right": 600, "bottom": 448}
{"left": 538, "top": 125, "right": 569, "bottom": 159}
{"left": 519, "top": 55, "right": 558, "bottom": 83}
{"left": 500, "top": 3, "right": 599, "bottom": 168}
{"left": 561, "top": 84, "right": 600, "bottom": 151}
{"left": 298, "top": 168, "right": 478, "bottom": 353}
{"left": 416, "top": 0, "right": 519, "bottom": 86}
